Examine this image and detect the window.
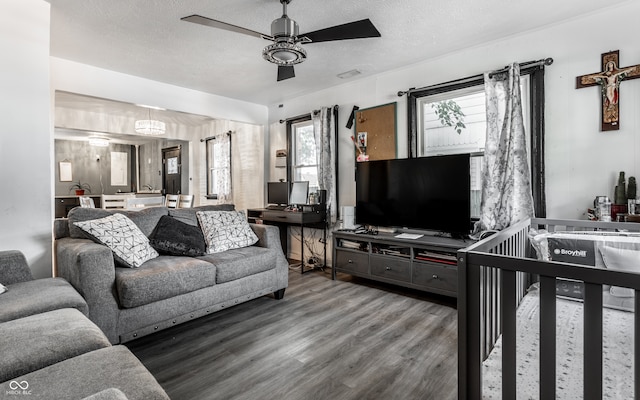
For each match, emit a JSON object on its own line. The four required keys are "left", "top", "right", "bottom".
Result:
{"left": 415, "top": 77, "right": 531, "bottom": 218}
{"left": 289, "top": 119, "right": 318, "bottom": 190}
{"left": 206, "top": 134, "right": 231, "bottom": 200}
{"left": 409, "top": 67, "right": 546, "bottom": 217}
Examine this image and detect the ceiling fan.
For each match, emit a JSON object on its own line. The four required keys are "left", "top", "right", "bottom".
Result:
{"left": 181, "top": 0, "right": 381, "bottom": 82}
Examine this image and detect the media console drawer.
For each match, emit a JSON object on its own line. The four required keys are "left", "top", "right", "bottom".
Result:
{"left": 412, "top": 262, "right": 457, "bottom": 294}
{"left": 370, "top": 256, "right": 411, "bottom": 283}
{"left": 335, "top": 250, "right": 369, "bottom": 275}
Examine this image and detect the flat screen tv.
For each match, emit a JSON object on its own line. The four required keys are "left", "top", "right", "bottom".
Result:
{"left": 356, "top": 154, "right": 471, "bottom": 235}
{"left": 267, "top": 182, "right": 290, "bottom": 206}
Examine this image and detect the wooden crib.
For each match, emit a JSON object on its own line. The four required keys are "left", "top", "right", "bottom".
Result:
{"left": 458, "top": 218, "right": 640, "bottom": 399}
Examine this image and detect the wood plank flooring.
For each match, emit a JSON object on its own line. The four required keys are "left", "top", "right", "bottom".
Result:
{"left": 126, "top": 269, "right": 458, "bottom": 400}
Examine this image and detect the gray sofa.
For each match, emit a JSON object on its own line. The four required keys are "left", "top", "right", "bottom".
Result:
{"left": 54, "top": 205, "right": 289, "bottom": 344}
{"left": 0, "top": 250, "right": 169, "bottom": 400}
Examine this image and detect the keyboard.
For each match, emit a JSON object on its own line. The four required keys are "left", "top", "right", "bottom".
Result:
{"left": 266, "top": 205, "right": 286, "bottom": 210}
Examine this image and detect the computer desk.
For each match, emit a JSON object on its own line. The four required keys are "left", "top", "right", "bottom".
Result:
{"left": 247, "top": 206, "right": 327, "bottom": 273}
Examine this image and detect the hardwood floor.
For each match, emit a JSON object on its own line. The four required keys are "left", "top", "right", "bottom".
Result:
{"left": 126, "top": 269, "right": 458, "bottom": 400}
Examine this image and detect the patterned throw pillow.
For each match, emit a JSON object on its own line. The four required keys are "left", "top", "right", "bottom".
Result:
{"left": 196, "top": 210, "right": 258, "bottom": 254}
{"left": 74, "top": 213, "right": 159, "bottom": 268}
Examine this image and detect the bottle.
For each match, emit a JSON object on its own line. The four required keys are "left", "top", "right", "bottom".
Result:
{"left": 599, "top": 201, "right": 612, "bottom": 222}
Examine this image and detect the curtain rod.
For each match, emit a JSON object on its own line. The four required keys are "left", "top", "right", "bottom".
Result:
{"left": 279, "top": 105, "right": 339, "bottom": 124}
{"left": 200, "top": 130, "right": 232, "bottom": 142}
{"left": 397, "top": 57, "right": 554, "bottom": 97}
{"left": 488, "top": 57, "right": 554, "bottom": 78}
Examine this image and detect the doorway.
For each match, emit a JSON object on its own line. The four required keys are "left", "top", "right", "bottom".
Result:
{"left": 162, "top": 146, "right": 182, "bottom": 195}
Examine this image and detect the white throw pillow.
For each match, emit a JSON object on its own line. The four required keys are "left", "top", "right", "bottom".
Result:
{"left": 600, "top": 245, "right": 640, "bottom": 297}
{"left": 0, "top": 283, "right": 7, "bottom": 295}
{"left": 74, "top": 213, "right": 159, "bottom": 268}
{"left": 196, "top": 210, "right": 258, "bottom": 254}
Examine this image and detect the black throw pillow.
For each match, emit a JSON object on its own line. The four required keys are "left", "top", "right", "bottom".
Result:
{"left": 149, "top": 215, "right": 206, "bottom": 257}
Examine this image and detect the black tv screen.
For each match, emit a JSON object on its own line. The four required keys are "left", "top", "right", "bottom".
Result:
{"left": 356, "top": 154, "right": 471, "bottom": 234}
{"left": 267, "top": 182, "right": 290, "bottom": 206}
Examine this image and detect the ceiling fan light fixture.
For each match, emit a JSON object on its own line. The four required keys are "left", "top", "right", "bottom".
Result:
{"left": 262, "top": 42, "right": 306, "bottom": 65}
{"left": 135, "top": 119, "right": 166, "bottom": 135}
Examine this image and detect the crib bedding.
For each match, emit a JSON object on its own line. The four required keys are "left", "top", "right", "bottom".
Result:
{"left": 481, "top": 289, "right": 634, "bottom": 400}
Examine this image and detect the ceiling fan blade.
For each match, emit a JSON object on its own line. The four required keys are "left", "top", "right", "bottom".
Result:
{"left": 301, "top": 19, "right": 381, "bottom": 43}
{"left": 181, "top": 15, "right": 272, "bottom": 40}
{"left": 277, "top": 65, "right": 295, "bottom": 82}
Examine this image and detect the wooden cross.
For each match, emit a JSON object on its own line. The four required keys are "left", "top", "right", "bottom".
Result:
{"left": 576, "top": 50, "right": 640, "bottom": 131}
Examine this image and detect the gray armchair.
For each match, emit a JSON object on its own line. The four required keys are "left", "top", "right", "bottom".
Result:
{"left": 0, "top": 250, "right": 88, "bottom": 323}
{"left": 0, "top": 250, "right": 34, "bottom": 284}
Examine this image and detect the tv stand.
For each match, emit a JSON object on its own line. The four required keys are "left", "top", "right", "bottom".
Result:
{"left": 332, "top": 230, "right": 473, "bottom": 298}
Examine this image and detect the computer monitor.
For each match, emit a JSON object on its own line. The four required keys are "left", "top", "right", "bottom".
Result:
{"left": 267, "top": 182, "right": 290, "bottom": 206}
{"left": 289, "top": 181, "right": 309, "bottom": 205}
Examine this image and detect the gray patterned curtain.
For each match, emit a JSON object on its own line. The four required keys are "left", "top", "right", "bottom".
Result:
{"left": 475, "top": 63, "right": 534, "bottom": 232}
{"left": 312, "top": 107, "right": 337, "bottom": 227}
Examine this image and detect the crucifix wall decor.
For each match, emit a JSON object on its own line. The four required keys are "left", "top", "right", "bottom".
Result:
{"left": 576, "top": 50, "right": 640, "bottom": 131}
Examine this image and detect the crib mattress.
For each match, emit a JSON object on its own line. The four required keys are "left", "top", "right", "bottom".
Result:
{"left": 482, "top": 289, "right": 634, "bottom": 399}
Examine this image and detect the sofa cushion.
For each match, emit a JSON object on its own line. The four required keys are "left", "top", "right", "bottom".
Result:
{"left": 169, "top": 204, "right": 235, "bottom": 226}
{"left": 197, "top": 210, "right": 258, "bottom": 254}
{"left": 149, "top": 215, "right": 206, "bottom": 257}
{"left": 0, "top": 308, "right": 110, "bottom": 382}
{"left": 74, "top": 213, "right": 159, "bottom": 268}
{"left": 1, "top": 346, "right": 169, "bottom": 400}
{"left": 0, "top": 278, "right": 88, "bottom": 323}
{"left": 115, "top": 255, "right": 217, "bottom": 308}
{"left": 68, "top": 206, "right": 168, "bottom": 239}
{"left": 198, "top": 246, "right": 277, "bottom": 284}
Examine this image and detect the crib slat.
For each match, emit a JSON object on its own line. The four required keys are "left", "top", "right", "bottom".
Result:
{"left": 584, "top": 282, "right": 603, "bottom": 400}
{"left": 635, "top": 292, "right": 640, "bottom": 399}
{"left": 539, "top": 276, "right": 556, "bottom": 400}
{"left": 501, "top": 270, "right": 517, "bottom": 399}
{"left": 465, "top": 261, "right": 483, "bottom": 399}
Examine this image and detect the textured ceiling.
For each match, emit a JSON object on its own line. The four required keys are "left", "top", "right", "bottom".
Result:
{"left": 46, "top": 0, "right": 628, "bottom": 106}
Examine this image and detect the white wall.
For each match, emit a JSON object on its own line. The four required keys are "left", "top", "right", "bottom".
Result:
{"left": 268, "top": 1, "right": 640, "bottom": 220}
{"left": 0, "top": 0, "right": 52, "bottom": 278}
{"left": 195, "top": 119, "right": 265, "bottom": 212}
{"left": 51, "top": 58, "right": 268, "bottom": 126}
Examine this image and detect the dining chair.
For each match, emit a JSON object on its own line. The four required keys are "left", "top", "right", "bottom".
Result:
{"left": 125, "top": 196, "right": 164, "bottom": 209}
{"left": 178, "top": 194, "right": 194, "bottom": 208}
{"left": 79, "top": 196, "right": 95, "bottom": 208}
{"left": 101, "top": 194, "right": 134, "bottom": 209}
{"left": 165, "top": 194, "right": 179, "bottom": 209}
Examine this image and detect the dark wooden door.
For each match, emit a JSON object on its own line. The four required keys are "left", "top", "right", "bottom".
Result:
{"left": 162, "top": 146, "right": 182, "bottom": 195}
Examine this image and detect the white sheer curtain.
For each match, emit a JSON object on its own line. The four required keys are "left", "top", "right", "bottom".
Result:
{"left": 212, "top": 132, "right": 232, "bottom": 203}
{"left": 475, "top": 63, "right": 534, "bottom": 232}
{"left": 312, "top": 106, "right": 337, "bottom": 227}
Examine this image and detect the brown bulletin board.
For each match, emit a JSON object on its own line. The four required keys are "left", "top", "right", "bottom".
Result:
{"left": 354, "top": 102, "right": 397, "bottom": 161}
